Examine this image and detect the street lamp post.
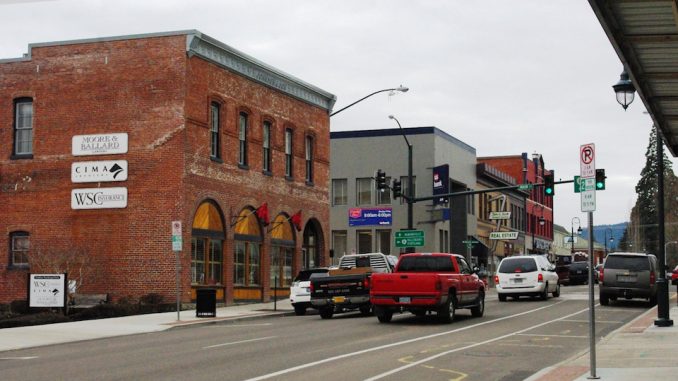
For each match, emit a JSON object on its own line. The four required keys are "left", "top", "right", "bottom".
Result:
{"left": 532, "top": 207, "right": 545, "bottom": 254}
{"left": 388, "top": 115, "right": 414, "bottom": 253}
{"left": 604, "top": 228, "right": 614, "bottom": 258}
{"left": 330, "top": 85, "right": 408, "bottom": 117}
{"left": 571, "top": 217, "right": 582, "bottom": 254}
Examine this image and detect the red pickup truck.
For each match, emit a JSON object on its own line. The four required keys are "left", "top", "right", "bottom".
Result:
{"left": 370, "top": 253, "right": 485, "bottom": 323}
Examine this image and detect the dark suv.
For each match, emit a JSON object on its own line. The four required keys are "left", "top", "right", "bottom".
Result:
{"left": 599, "top": 252, "right": 657, "bottom": 306}
{"left": 568, "top": 261, "right": 590, "bottom": 285}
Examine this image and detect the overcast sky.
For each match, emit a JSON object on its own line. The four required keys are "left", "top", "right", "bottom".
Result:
{"left": 2, "top": 0, "right": 674, "bottom": 230}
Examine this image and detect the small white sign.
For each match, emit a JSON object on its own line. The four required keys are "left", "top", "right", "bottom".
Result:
{"left": 581, "top": 189, "right": 596, "bottom": 212}
{"left": 71, "top": 160, "right": 128, "bottom": 183}
{"left": 489, "top": 211, "right": 511, "bottom": 220}
{"left": 72, "top": 133, "right": 128, "bottom": 156}
{"left": 564, "top": 236, "right": 578, "bottom": 244}
{"left": 172, "top": 221, "right": 182, "bottom": 236}
{"left": 29, "top": 274, "right": 66, "bottom": 308}
{"left": 580, "top": 143, "right": 596, "bottom": 179}
{"left": 490, "top": 231, "right": 519, "bottom": 240}
{"left": 71, "top": 187, "right": 128, "bottom": 209}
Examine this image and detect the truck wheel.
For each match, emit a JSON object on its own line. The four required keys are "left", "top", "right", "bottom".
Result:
{"left": 294, "top": 305, "right": 307, "bottom": 316}
{"left": 359, "top": 305, "right": 372, "bottom": 316}
{"left": 374, "top": 306, "right": 393, "bottom": 323}
{"left": 471, "top": 292, "right": 485, "bottom": 317}
{"left": 552, "top": 284, "right": 561, "bottom": 298}
{"left": 498, "top": 293, "right": 507, "bottom": 302}
{"left": 437, "top": 294, "right": 456, "bottom": 323}
{"left": 319, "top": 307, "right": 334, "bottom": 319}
{"left": 600, "top": 293, "right": 609, "bottom": 306}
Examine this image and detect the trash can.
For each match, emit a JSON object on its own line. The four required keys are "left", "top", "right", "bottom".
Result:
{"left": 196, "top": 288, "right": 216, "bottom": 317}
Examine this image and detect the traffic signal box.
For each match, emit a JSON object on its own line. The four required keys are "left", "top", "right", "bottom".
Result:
{"left": 392, "top": 179, "right": 402, "bottom": 198}
{"left": 544, "top": 173, "right": 555, "bottom": 196}
{"left": 376, "top": 169, "right": 387, "bottom": 190}
{"left": 595, "top": 169, "right": 606, "bottom": 190}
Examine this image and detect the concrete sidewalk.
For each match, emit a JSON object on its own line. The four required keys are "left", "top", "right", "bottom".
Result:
{"left": 0, "top": 298, "right": 294, "bottom": 352}
{"left": 527, "top": 303, "right": 678, "bottom": 381}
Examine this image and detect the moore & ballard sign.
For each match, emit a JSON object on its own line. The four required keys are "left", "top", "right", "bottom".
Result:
{"left": 72, "top": 133, "right": 128, "bottom": 156}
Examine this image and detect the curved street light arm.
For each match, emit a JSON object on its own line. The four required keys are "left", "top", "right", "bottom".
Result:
{"left": 330, "top": 86, "right": 408, "bottom": 117}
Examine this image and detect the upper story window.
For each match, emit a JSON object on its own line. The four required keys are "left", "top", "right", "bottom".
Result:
{"left": 13, "top": 98, "right": 33, "bottom": 158}
{"left": 332, "top": 179, "right": 347, "bottom": 205}
{"left": 305, "top": 135, "right": 314, "bottom": 184}
{"left": 284, "top": 128, "right": 293, "bottom": 178}
{"left": 356, "top": 178, "right": 373, "bottom": 205}
{"left": 262, "top": 121, "right": 271, "bottom": 173}
{"left": 210, "top": 102, "right": 221, "bottom": 160}
{"left": 9, "top": 231, "right": 29, "bottom": 268}
{"left": 238, "top": 112, "right": 249, "bottom": 167}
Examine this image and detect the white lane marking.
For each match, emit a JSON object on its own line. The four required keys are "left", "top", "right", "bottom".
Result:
{"left": 0, "top": 356, "right": 39, "bottom": 360}
{"left": 516, "top": 333, "right": 588, "bottom": 338}
{"left": 242, "top": 301, "right": 566, "bottom": 381}
{"left": 203, "top": 336, "right": 277, "bottom": 349}
{"left": 365, "top": 305, "right": 595, "bottom": 381}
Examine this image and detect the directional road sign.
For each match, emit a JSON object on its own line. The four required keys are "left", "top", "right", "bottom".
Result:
{"left": 395, "top": 230, "right": 425, "bottom": 247}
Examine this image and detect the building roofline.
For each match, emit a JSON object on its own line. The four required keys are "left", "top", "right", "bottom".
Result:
{"left": 330, "top": 127, "right": 476, "bottom": 154}
{"left": 0, "top": 30, "right": 337, "bottom": 112}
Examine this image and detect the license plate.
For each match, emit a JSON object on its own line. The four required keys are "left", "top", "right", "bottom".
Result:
{"left": 577, "top": 270, "right": 583, "bottom": 274}
{"left": 512, "top": 278, "right": 523, "bottom": 283}
{"left": 617, "top": 275, "right": 636, "bottom": 283}
{"left": 399, "top": 297, "right": 411, "bottom": 303}
{"left": 332, "top": 296, "right": 346, "bottom": 303}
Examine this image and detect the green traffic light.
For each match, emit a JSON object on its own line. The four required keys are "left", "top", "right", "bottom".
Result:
{"left": 545, "top": 188, "right": 553, "bottom": 195}
{"left": 596, "top": 182, "right": 604, "bottom": 189}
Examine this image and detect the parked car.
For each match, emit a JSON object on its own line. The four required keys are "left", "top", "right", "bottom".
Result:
{"left": 568, "top": 261, "right": 590, "bottom": 285}
{"left": 370, "top": 253, "right": 485, "bottom": 323}
{"left": 290, "top": 268, "right": 329, "bottom": 315}
{"left": 671, "top": 265, "right": 678, "bottom": 285}
{"left": 495, "top": 255, "right": 560, "bottom": 301}
{"left": 599, "top": 252, "right": 657, "bottom": 306}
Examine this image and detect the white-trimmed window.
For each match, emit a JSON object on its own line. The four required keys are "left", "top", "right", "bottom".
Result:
{"left": 13, "top": 98, "right": 33, "bottom": 157}
{"left": 285, "top": 128, "right": 293, "bottom": 177}
{"left": 332, "top": 179, "right": 348, "bottom": 205}
{"left": 239, "top": 112, "right": 248, "bottom": 166}
{"left": 210, "top": 102, "right": 220, "bottom": 159}
{"left": 305, "top": 135, "right": 314, "bottom": 183}
{"left": 262, "top": 121, "right": 271, "bottom": 172}
{"left": 10, "top": 231, "right": 29, "bottom": 268}
{"left": 357, "top": 178, "right": 372, "bottom": 205}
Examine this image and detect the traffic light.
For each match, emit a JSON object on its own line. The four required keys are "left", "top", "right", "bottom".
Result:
{"left": 596, "top": 169, "right": 606, "bottom": 190}
{"left": 392, "top": 179, "right": 402, "bottom": 198}
{"left": 376, "top": 169, "right": 387, "bottom": 190}
{"left": 544, "top": 173, "right": 554, "bottom": 196}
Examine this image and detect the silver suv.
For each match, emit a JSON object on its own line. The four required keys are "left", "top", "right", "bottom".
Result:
{"left": 599, "top": 252, "right": 657, "bottom": 306}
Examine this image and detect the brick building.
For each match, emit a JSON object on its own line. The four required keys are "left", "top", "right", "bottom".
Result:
{"left": 0, "top": 31, "right": 336, "bottom": 305}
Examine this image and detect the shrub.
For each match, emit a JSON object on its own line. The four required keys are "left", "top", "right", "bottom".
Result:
{"left": 0, "top": 311, "right": 70, "bottom": 329}
{"left": 10, "top": 300, "right": 28, "bottom": 314}
{"left": 140, "top": 293, "right": 164, "bottom": 305}
{"left": 70, "top": 303, "right": 138, "bottom": 321}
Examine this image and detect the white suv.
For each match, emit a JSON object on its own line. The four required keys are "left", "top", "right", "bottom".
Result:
{"left": 290, "top": 268, "right": 329, "bottom": 315}
{"left": 495, "top": 255, "right": 560, "bottom": 301}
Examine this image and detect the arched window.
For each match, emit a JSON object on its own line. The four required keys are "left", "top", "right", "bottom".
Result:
{"left": 234, "top": 208, "right": 262, "bottom": 286}
{"left": 303, "top": 221, "right": 321, "bottom": 269}
{"left": 270, "top": 214, "right": 295, "bottom": 287}
{"left": 191, "top": 201, "right": 225, "bottom": 285}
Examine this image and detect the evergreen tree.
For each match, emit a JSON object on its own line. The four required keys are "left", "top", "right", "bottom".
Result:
{"left": 626, "top": 128, "right": 678, "bottom": 255}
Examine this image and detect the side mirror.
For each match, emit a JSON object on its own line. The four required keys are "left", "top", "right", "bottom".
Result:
{"left": 473, "top": 266, "right": 480, "bottom": 274}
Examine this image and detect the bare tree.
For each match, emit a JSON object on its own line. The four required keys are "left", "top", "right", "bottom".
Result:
{"left": 28, "top": 247, "right": 103, "bottom": 297}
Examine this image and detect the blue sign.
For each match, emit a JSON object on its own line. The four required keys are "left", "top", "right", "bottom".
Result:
{"left": 348, "top": 208, "right": 392, "bottom": 226}
{"left": 432, "top": 164, "right": 449, "bottom": 205}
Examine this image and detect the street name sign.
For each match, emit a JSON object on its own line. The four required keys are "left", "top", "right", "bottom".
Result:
{"left": 395, "top": 230, "right": 425, "bottom": 247}
{"left": 489, "top": 211, "right": 511, "bottom": 220}
{"left": 489, "top": 232, "right": 519, "bottom": 240}
{"left": 518, "top": 184, "right": 533, "bottom": 191}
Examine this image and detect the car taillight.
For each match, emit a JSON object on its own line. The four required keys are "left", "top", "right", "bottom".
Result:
{"left": 364, "top": 277, "right": 370, "bottom": 289}
{"left": 538, "top": 273, "right": 544, "bottom": 283}
{"left": 599, "top": 268, "right": 604, "bottom": 283}
{"left": 494, "top": 275, "right": 499, "bottom": 285}
{"left": 309, "top": 283, "right": 314, "bottom": 293}
{"left": 650, "top": 271, "right": 656, "bottom": 285}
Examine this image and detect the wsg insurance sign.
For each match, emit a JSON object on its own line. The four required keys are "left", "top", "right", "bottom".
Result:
{"left": 71, "top": 187, "right": 128, "bottom": 209}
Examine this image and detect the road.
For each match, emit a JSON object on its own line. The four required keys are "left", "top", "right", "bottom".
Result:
{"left": 0, "top": 285, "right": 651, "bottom": 381}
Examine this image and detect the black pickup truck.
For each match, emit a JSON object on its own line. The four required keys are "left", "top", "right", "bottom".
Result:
{"left": 310, "top": 253, "right": 397, "bottom": 319}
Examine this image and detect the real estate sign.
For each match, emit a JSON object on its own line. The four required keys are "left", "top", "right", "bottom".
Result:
{"left": 29, "top": 274, "right": 67, "bottom": 308}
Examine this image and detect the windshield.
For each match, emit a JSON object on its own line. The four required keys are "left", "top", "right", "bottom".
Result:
{"left": 605, "top": 256, "right": 650, "bottom": 271}
{"left": 397, "top": 256, "right": 454, "bottom": 272}
{"left": 498, "top": 258, "right": 538, "bottom": 273}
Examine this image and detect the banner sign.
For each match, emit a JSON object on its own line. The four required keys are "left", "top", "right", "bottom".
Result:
{"left": 29, "top": 274, "right": 67, "bottom": 308}
{"left": 348, "top": 207, "right": 392, "bottom": 226}
{"left": 432, "top": 164, "right": 449, "bottom": 205}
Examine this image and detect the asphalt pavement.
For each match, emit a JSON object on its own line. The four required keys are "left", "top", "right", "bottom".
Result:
{"left": 1, "top": 292, "right": 677, "bottom": 381}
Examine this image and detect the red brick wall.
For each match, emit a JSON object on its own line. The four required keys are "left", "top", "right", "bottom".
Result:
{"left": 0, "top": 33, "right": 330, "bottom": 304}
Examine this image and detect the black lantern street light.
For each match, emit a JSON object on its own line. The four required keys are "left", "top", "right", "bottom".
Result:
{"left": 388, "top": 115, "right": 414, "bottom": 253}
{"left": 612, "top": 69, "right": 636, "bottom": 110}
{"left": 604, "top": 228, "right": 614, "bottom": 257}
{"left": 571, "top": 217, "right": 582, "bottom": 254}
{"left": 330, "top": 85, "right": 409, "bottom": 117}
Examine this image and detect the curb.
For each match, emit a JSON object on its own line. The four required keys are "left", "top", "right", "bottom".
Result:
{"left": 167, "top": 309, "right": 296, "bottom": 329}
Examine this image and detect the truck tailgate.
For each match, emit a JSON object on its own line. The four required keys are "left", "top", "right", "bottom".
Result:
{"left": 371, "top": 273, "right": 441, "bottom": 295}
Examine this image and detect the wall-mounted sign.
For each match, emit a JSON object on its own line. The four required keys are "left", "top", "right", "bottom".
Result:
{"left": 29, "top": 274, "right": 67, "bottom": 308}
{"left": 490, "top": 231, "right": 519, "bottom": 240}
{"left": 432, "top": 164, "right": 449, "bottom": 205}
{"left": 71, "top": 160, "right": 128, "bottom": 183}
{"left": 72, "top": 133, "right": 128, "bottom": 156}
{"left": 348, "top": 207, "right": 392, "bottom": 226}
{"left": 489, "top": 211, "right": 511, "bottom": 220}
{"left": 71, "top": 187, "right": 128, "bottom": 209}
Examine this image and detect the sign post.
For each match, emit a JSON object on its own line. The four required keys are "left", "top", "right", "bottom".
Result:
{"left": 580, "top": 143, "right": 598, "bottom": 379}
{"left": 172, "top": 221, "right": 182, "bottom": 321}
